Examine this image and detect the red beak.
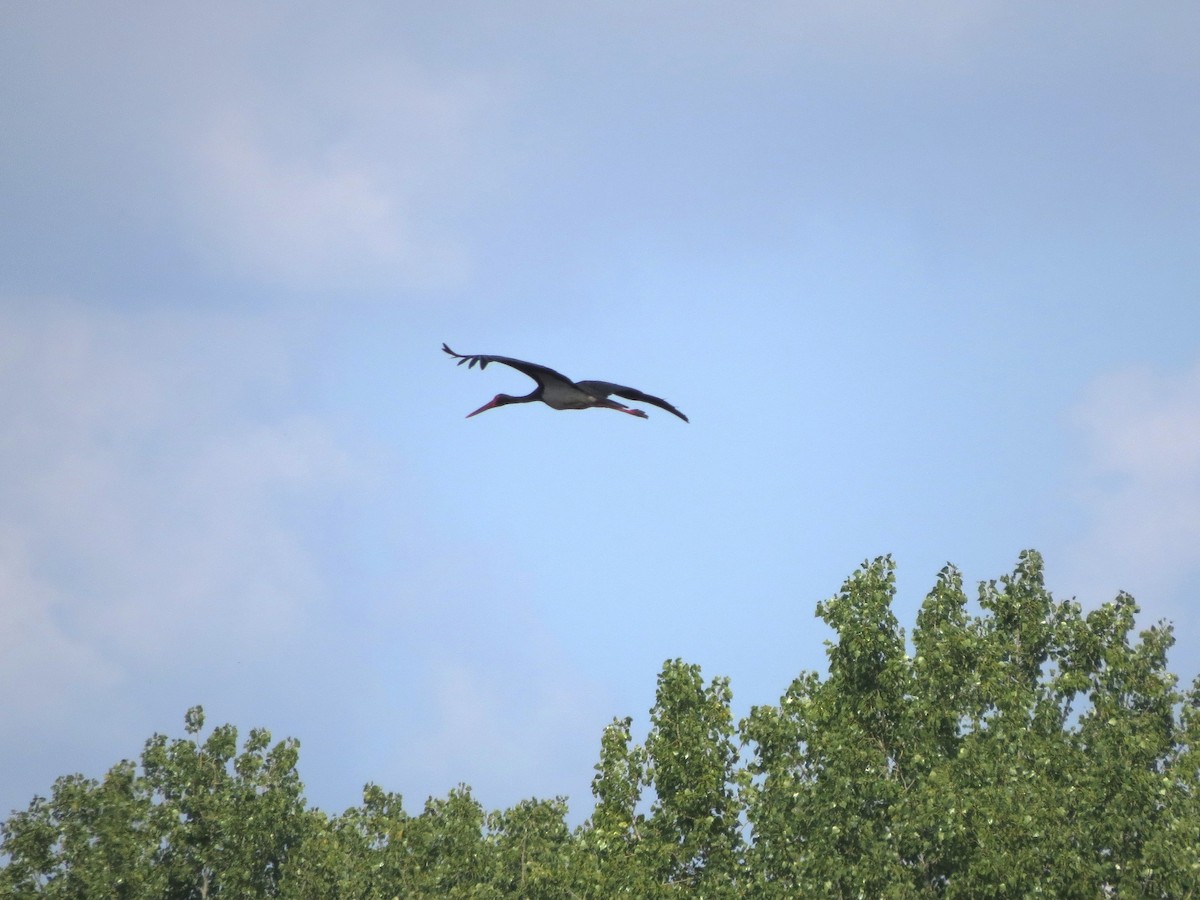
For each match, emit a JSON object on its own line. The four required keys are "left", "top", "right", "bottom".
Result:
{"left": 466, "top": 398, "right": 501, "bottom": 418}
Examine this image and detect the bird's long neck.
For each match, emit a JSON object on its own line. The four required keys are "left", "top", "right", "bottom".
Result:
{"left": 506, "top": 389, "right": 541, "bottom": 404}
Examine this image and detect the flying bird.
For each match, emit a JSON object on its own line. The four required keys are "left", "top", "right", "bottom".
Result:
{"left": 443, "top": 344, "right": 688, "bottom": 422}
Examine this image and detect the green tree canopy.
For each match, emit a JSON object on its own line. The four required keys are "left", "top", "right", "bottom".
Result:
{"left": 5, "top": 551, "right": 1199, "bottom": 897}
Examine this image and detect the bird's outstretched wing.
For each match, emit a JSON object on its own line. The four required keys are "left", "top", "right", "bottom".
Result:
{"left": 576, "top": 380, "right": 689, "bottom": 422}
{"left": 442, "top": 343, "right": 576, "bottom": 388}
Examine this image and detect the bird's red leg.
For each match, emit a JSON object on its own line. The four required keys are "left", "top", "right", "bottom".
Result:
{"left": 601, "top": 401, "right": 648, "bottom": 419}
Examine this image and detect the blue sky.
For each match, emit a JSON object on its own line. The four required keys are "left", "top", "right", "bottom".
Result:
{"left": 2, "top": 2, "right": 1198, "bottom": 822}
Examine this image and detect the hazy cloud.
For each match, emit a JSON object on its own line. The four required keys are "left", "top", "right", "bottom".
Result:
{"left": 2, "top": 4, "right": 505, "bottom": 296}
{"left": 0, "top": 303, "right": 349, "bottom": 696}
{"left": 1064, "top": 359, "right": 1200, "bottom": 621}
{"left": 186, "top": 59, "right": 498, "bottom": 291}
{"left": 0, "top": 526, "right": 123, "bottom": 718}
{"left": 3, "top": 0, "right": 1196, "bottom": 822}
{"left": 0, "top": 300, "right": 608, "bottom": 815}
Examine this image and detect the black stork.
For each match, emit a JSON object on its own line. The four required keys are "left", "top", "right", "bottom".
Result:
{"left": 443, "top": 343, "right": 688, "bottom": 422}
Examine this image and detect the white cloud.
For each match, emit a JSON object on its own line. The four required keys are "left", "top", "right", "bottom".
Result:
{"left": 178, "top": 27, "right": 504, "bottom": 292}
{"left": 1063, "top": 359, "right": 1200, "bottom": 618}
{"left": 3, "top": 4, "right": 506, "bottom": 296}
{"left": 189, "top": 99, "right": 474, "bottom": 291}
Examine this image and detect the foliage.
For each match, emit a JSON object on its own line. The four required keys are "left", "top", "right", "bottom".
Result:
{"left": 5, "top": 552, "right": 1200, "bottom": 897}
{"left": 0, "top": 706, "right": 307, "bottom": 898}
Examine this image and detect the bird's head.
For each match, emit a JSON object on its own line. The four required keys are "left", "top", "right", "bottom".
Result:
{"left": 465, "top": 393, "right": 517, "bottom": 418}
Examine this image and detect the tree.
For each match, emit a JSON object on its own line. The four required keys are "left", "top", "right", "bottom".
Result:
{"left": 5, "top": 552, "right": 1200, "bottom": 896}
{"left": 577, "top": 662, "right": 745, "bottom": 896}
{"left": 0, "top": 706, "right": 311, "bottom": 898}
{"left": 642, "top": 660, "right": 744, "bottom": 894}
{"left": 487, "top": 797, "right": 574, "bottom": 898}
{"left": 741, "top": 551, "right": 1200, "bottom": 897}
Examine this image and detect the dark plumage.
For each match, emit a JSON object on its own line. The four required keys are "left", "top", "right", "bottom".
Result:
{"left": 443, "top": 343, "right": 688, "bottom": 422}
